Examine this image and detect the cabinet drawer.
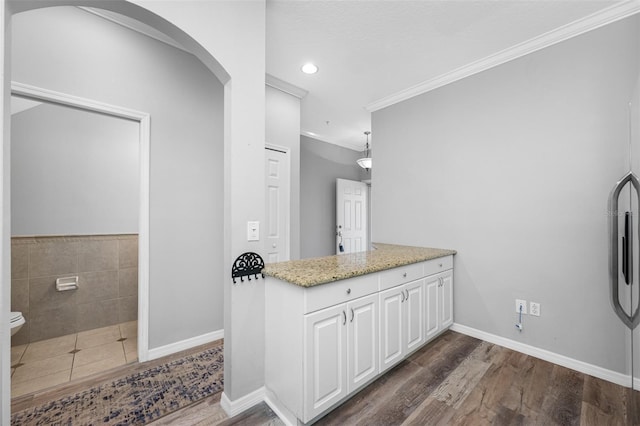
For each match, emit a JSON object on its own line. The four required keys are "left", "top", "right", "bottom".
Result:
{"left": 423, "top": 256, "right": 453, "bottom": 277}
{"left": 304, "top": 274, "right": 379, "bottom": 314}
{"left": 379, "top": 262, "right": 424, "bottom": 291}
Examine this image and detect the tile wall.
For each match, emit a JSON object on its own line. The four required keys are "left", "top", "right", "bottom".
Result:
{"left": 11, "top": 234, "right": 138, "bottom": 346}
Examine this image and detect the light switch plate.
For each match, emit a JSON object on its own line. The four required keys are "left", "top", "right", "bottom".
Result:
{"left": 247, "top": 221, "right": 259, "bottom": 241}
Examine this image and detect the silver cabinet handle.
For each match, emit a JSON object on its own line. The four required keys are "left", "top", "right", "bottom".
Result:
{"left": 403, "top": 272, "right": 407, "bottom": 278}
{"left": 400, "top": 290, "right": 405, "bottom": 303}
{"left": 346, "top": 288, "right": 351, "bottom": 295}
{"left": 350, "top": 308, "right": 354, "bottom": 323}
{"left": 405, "top": 289, "right": 409, "bottom": 300}
{"left": 439, "top": 263, "right": 443, "bottom": 268}
{"left": 342, "top": 310, "right": 347, "bottom": 325}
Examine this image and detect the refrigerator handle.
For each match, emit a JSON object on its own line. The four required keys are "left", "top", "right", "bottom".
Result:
{"left": 625, "top": 212, "right": 633, "bottom": 285}
{"left": 609, "top": 171, "right": 640, "bottom": 329}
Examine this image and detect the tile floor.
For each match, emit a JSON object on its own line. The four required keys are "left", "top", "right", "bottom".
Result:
{"left": 10, "top": 321, "right": 137, "bottom": 398}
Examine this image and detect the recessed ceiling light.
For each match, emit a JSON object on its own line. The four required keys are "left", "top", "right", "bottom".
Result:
{"left": 301, "top": 63, "right": 318, "bottom": 74}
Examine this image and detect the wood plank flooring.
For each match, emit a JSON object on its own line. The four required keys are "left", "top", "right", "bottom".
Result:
{"left": 14, "top": 331, "right": 636, "bottom": 425}
{"left": 156, "top": 331, "right": 639, "bottom": 425}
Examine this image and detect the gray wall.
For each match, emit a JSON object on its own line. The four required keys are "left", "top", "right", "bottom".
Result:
{"left": 11, "top": 102, "right": 139, "bottom": 236}
{"left": 372, "top": 15, "right": 639, "bottom": 374}
{"left": 266, "top": 86, "right": 300, "bottom": 260}
{"left": 301, "top": 135, "right": 368, "bottom": 258}
{"left": 12, "top": 6, "right": 224, "bottom": 349}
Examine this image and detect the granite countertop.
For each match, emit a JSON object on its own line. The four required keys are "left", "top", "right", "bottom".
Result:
{"left": 263, "top": 243, "right": 456, "bottom": 287}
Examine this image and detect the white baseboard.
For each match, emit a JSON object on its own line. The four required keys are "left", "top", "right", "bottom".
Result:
{"left": 147, "top": 329, "right": 224, "bottom": 361}
{"left": 451, "top": 323, "right": 631, "bottom": 388}
{"left": 221, "top": 387, "right": 266, "bottom": 418}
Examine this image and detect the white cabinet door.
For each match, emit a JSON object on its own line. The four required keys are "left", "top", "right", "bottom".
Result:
{"left": 347, "top": 293, "right": 378, "bottom": 393}
{"left": 304, "top": 304, "right": 348, "bottom": 421}
{"left": 440, "top": 270, "right": 454, "bottom": 329}
{"left": 405, "top": 279, "right": 425, "bottom": 353}
{"left": 379, "top": 287, "right": 404, "bottom": 373}
{"left": 425, "top": 274, "right": 440, "bottom": 341}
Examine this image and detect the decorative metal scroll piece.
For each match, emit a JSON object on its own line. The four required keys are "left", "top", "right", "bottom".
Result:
{"left": 232, "top": 252, "right": 265, "bottom": 284}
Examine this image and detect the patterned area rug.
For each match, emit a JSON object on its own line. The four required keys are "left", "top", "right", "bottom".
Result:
{"left": 11, "top": 344, "right": 224, "bottom": 425}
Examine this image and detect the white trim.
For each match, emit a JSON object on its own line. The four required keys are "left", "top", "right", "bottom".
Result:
{"left": 450, "top": 323, "right": 632, "bottom": 388}
{"left": 11, "top": 82, "right": 149, "bottom": 121}
{"left": 147, "top": 329, "right": 224, "bottom": 361}
{"left": 77, "top": 7, "right": 191, "bottom": 55}
{"left": 10, "top": 81, "right": 152, "bottom": 363}
{"left": 221, "top": 387, "right": 266, "bottom": 418}
{"left": 366, "top": 0, "right": 640, "bottom": 112}
{"left": 300, "top": 130, "right": 363, "bottom": 152}
{"left": 137, "top": 115, "right": 150, "bottom": 362}
{"left": 266, "top": 74, "right": 308, "bottom": 99}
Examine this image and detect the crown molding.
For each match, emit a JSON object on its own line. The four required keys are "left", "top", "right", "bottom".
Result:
{"left": 266, "top": 74, "right": 308, "bottom": 99}
{"left": 367, "top": 0, "right": 640, "bottom": 112}
{"left": 300, "top": 130, "right": 362, "bottom": 151}
{"left": 78, "top": 6, "right": 190, "bottom": 54}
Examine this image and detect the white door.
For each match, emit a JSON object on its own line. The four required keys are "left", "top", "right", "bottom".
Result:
{"left": 439, "top": 271, "right": 454, "bottom": 329}
{"left": 336, "top": 178, "right": 368, "bottom": 254}
{"left": 347, "top": 294, "right": 378, "bottom": 393}
{"left": 379, "top": 287, "right": 404, "bottom": 373}
{"left": 265, "top": 147, "right": 290, "bottom": 263}
{"left": 424, "top": 274, "right": 440, "bottom": 341}
{"left": 304, "top": 304, "right": 348, "bottom": 421}
{"left": 404, "top": 279, "right": 425, "bottom": 353}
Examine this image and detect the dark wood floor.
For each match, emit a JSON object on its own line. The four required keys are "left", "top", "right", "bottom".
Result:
{"left": 177, "top": 331, "right": 639, "bottom": 426}
{"left": 28, "top": 331, "right": 627, "bottom": 425}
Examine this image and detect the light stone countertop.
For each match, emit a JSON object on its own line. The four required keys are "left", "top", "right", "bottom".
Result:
{"left": 263, "top": 243, "right": 456, "bottom": 287}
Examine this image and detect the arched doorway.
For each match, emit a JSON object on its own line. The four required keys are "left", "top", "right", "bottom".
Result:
{"left": 2, "top": 0, "right": 234, "bottom": 421}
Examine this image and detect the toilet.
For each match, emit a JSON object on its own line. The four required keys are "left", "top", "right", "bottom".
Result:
{"left": 10, "top": 311, "right": 25, "bottom": 336}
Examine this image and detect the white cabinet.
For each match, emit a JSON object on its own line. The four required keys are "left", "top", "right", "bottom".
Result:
{"left": 347, "top": 293, "right": 378, "bottom": 393}
{"left": 379, "top": 279, "right": 425, "bottom": 373}
{"left": 425, "top": 270, "right": 453, "bottom": 342}
{"left": 265, "top": 255, "right": 453, "bottom": 425}
{"left": 304, "top": 304, "right": 348, "bottom": 420}
{"left": 304, "top": 293, "right": 378, "bottom": 421}
{"left": 379, "top": 287, "right": 403, "bottom": 372}
{"left": 440, "top": 270, "right": 453, "bottom": 329}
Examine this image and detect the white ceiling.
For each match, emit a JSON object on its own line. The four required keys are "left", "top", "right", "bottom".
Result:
{"left": 80, "top": 1, "right": 635, "bottom": 151}
{"left": 266, "top": 0, "right": 629, "bottom": 150}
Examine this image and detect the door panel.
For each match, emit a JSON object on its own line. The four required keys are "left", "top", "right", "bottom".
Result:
{"left": 405, "top": 280, "right": 425, "bottom": 353}
{"left": 440, "top": 271, "right": 453, "bottom": 329}
{"left": 304, "top": 305, "right": 347, "bottom": 420}
{"left": 348, "top": 294, "right": 378, "bottom": 393}
{"left": 379, "top": 288, "right": 403, "bottom": 373}
{"left": 425, "top": 275, "right": 439, "bottom": 340}
{"left": 265, "top": 148, "right": 290, "bottom": 262}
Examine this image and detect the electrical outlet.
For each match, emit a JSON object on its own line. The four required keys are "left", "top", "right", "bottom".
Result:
{"left": 515, "top": 299, "right": 527, "bottom": 314}
{"left": 530, "top": 302, "right": 540, "bottom": 317}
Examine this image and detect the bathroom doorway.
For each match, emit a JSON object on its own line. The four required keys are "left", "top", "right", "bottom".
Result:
{"left": 8, "top": 83, "right": 150, "bottom": 398}
{"left": 4, "top": 2, "right": 228, "bottom": 416}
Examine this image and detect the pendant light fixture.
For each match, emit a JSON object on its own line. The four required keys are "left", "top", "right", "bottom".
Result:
{"left": 357, "top": 131, "right": 372, "bottom": 170}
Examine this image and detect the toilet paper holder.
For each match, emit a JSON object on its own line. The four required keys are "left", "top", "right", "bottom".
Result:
{"left": 56, "top": 276, "right": 79, "bottom": 292}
